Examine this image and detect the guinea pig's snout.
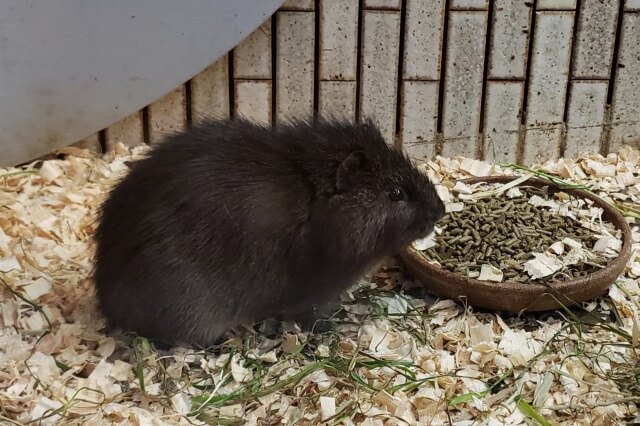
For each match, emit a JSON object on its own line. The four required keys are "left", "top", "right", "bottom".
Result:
{"left": 422, "top": 222, "right": 435, "bottom": 237}
{"left": 435, "top": 198, "right": 446, "bottom": 220}
{"left": 414, "top": 218, "right": 434, "bottom": 238}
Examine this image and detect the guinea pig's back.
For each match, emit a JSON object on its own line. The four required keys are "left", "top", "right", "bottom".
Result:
{"left": 94, "top": 119, "right": 314, "bottom": 343}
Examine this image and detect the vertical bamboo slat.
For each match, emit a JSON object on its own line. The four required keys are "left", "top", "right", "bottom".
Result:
{"left": 233, "top": 22, "right": 272, "bottom": 79}
{"left": 360, "top": 11, "right": 401, "bottom": 144}
{"left": 147, "top": 86, "right": 188, "bottom": 144}
{"left": 610, "top": 13, "right": 640, "bottom": 152}
{"left": 190, "top": 57, "right": 230, "bottom": 122}
{"left": 403, "top": 0, "right": 445, "bottom": 80}
{"left": 565, "top": 81, "right": 608, "bottom": 158}
{"left": 522, "top": 12, "right": 574, "bottom": 164}
{"left": 318, "top": 81, "right": 357, "bottom": 120}
{"left": 318, "top": 0, "right": 358, "bottom": 120}
{"left": 400, "top": 0, "right": 444, "bottom": 160}
{"left": 232, "top": 21, "right": 272, "bottom": 123}
{"left": 400, "top": 81, "right": 438, "bottom": 162}
{"left": 319, "top": 0, "right": 358, "bottom": 81}
{"left": 483, "top": 81, "right": 523, "bottom": 164}
{"left": 441, "top": 11, "right": 488, "bottom": 158}
{"left": 488, "top": 1, "right": 532, "bottom": 80}
{"left": 235, "top": 81, "right": 273, "bottom": 125}
{"left": 276, "top": 11, "right": 315, "bottom": 121}
{"left": 571, "top": 0, "right": 619, "bottom": 79}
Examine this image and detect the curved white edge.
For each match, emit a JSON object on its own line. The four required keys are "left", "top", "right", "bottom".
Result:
{"left": 0, "top": 0, "right": 285, "bottom": 166}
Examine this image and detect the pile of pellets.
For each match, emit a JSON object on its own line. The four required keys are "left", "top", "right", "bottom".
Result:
{"left": 422, "top": 186, "right": 609, "bottom": 283}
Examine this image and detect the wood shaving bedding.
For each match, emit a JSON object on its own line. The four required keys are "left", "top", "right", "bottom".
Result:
{"left": 0, "top": 144, "right": 638, "bottom": 425}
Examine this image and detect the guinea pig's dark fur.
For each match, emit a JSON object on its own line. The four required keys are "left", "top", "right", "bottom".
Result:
{"left": 94, "top": 117, "right": 445, "bottom": 346}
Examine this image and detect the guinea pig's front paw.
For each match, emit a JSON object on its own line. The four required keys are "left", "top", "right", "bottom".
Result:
{"left": 299, "top": 317, "right": 334, "bottom": 334}
{"left": 256, "top": 317, "right": 283, "bottom": 339}
{"left": 298, "top": 307, "right": 334, "bottom": 333}
{"left": 148, "top": 338, "right": 173, "bottom": 352}
{"left": 276, "top": 303, "right": 336, "bottom": 334}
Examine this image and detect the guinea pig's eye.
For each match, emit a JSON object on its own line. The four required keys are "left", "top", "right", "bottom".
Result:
{"left": 387, "top": 187, "right": 405, "bottom": 202}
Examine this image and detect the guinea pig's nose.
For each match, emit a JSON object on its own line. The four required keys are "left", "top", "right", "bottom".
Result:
{"left": 420, "top": 222, "right": 433, "bottom": 236}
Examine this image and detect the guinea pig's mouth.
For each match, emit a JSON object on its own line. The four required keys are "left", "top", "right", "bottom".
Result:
{"left": 415, "top": 223, "right": 435, "bottom": 239}
{"left": 411, "top": 228, "right": 436, "bottom": 250}
{"left": 420, "top": 227, "right": 435, "bottom": 241}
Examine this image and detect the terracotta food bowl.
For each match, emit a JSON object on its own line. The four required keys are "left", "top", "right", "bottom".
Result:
{"left": 400, "top": 176, "right": 634, "bottom": 313}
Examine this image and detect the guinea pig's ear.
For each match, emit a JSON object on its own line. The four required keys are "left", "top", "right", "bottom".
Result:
{"left": 336, "top": 150, "right": 368, "bottom": 192}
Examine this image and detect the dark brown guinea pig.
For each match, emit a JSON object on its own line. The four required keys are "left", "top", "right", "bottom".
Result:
{"left": 94, "top": 117, "right": 445, "bottom": 346}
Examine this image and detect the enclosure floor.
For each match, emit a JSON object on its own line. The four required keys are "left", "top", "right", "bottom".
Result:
{"left": 0, "top": 144, "right": 639, "bottom": 425}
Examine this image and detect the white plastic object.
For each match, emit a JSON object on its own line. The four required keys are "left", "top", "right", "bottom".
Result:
{"left": 0, "top": 0, "right": 284, "bottom": 166}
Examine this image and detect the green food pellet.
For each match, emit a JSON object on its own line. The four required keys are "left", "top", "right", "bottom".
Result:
{"left": 420, "top": 186, "right": 612, "bottom": 284}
